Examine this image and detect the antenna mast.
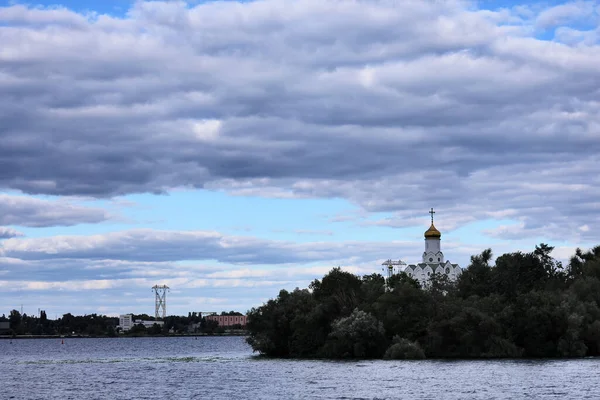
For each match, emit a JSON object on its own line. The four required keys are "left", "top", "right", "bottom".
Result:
{"left": 152, "top": 285, "right": 170, "bottom": 320}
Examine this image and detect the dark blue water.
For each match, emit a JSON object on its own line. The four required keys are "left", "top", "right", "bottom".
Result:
{"left": 1, "top": 336, "right": 599, "bottom": 399}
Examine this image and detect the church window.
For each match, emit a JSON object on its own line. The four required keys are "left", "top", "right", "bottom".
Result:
{"left": 445, "top": 267, "right": 450, "bottom": 274}
{"left": 437, "top": 257, "right": 440, "bottom": 262}
{"left": 429, "top": 257, "right": 433, "bottom": 262}
{"left": 427, "top": 272, "right": 431, "bottom": 276}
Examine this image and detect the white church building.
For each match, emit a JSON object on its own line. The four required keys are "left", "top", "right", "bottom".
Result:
{"left": 383, "top": 208, "right": 462, "bottom": 287}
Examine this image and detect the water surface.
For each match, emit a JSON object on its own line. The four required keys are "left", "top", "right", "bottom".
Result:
{"left": 1, "top": 337, "right": 598, "bottom": 399}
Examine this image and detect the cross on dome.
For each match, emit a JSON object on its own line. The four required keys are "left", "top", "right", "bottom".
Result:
{"left": 424, "top": 207, "right": 441, "bottom": 239}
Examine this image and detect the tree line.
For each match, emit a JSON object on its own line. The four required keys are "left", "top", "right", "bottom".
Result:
{"left": 246, "top": 244, "right": 600, "bottom": 359}
{"left": 0, "top": 310, "right": 245, "bottom": 337}
{"left": 0, "top": 312, "right": 121, "bottom": 337}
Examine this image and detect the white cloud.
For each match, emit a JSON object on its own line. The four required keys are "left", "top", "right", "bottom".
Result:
{"left": 579, "top": 224, "right": 590, "bottom": 232}
{"left": 535, "top": 1, "right": 596, "bottom": 30}
{"left": 191, "top": 119, "right": 222, "bottom": 141}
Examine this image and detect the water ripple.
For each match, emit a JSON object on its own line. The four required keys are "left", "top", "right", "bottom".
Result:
{"left": 1, "top": 337, "right": 600, "bottom": 399}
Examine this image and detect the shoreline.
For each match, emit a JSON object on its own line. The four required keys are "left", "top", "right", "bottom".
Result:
{"left": 0, "top": 332, "right": 249, "bottom": 340}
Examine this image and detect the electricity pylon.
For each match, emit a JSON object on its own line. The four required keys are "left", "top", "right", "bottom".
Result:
{"left": 152, "top": 285, "right": 170, "bottom": 320}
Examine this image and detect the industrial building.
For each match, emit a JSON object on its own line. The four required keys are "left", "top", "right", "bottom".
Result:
{"left": 205, "top": 314, "right": 247, "bottom": 327}
{"left": 118, "top": 314, "right": 164, "bottom": 332}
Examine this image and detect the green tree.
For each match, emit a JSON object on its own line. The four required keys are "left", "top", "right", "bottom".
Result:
{"left": 373, "top": 280, "right": 429, "bottom": 341}
{"left": 148, "top": 323, "right": 163, "bottom": 335}
{"left": 127, "top": 323, "right": 148, "bottom": 336}
{"left": 387, "top": 271, "right": 420, "bottom": 290}
{"left": 246, "top": 288, "right": 316, "bottom": 357}
{"left": 568, "top": 245, "right": 600, "bottom": 280}
{"left": 8, "top": 310, "right": 22, "bottom": 334}
{"left": 492, "top": 248, "right": 554, "bottom": 296}
{"left": 106, "top": 325, "right": 117, "bottom": 337}
{"left": 245, "top": 244, "right": 600, "bottom": 359}
{"left": 456, "top": 249, "right": 493, "bottom": 298}
{"left": 321, "top": 309, "right": 386, "bottom": 359}
{"left": 310, "top": 267, "right": 363, "bottom": 319}
{"left": 360, "top": 273, "right": 386, "bottom": 313}
{"left": 384, "top": 336, "right": 425, "bottom": 360}
{"left": 8, "top": 310, "right": 21, "bottom": 327}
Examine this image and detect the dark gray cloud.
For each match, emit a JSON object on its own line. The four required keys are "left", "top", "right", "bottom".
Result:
{"left": 0, "top": 1, "right": 599, "bottom": 241}
{"left": 0, "top": 194, "right": 111, "bottom": 227}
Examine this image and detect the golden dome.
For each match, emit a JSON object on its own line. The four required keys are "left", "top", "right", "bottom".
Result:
{"left": 424, "top": 223, "right": 441, "bottom": 239}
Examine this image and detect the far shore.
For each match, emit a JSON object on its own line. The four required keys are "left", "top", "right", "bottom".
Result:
{"left": 0, "top": 332, "right": 248, "bottom": 340}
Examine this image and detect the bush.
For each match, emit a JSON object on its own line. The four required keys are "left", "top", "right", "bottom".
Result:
{"left": 483, "top": 336, "right": 523, "bottom": 358}
{"left": 384, "top": 337, "right": 425, "bottom": 360}
{"left": 322, "top": 308, "right": 386, "bottom": 358}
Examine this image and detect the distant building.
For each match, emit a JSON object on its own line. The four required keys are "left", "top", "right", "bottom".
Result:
{"left": 119, "top": 314, "right": 134, "bottom": 331}
{"left": 206, "top": 315, "right": 247, "bottom": 327}
{"left": 118, "top": 314, "right": 164, "bottom": 332}
{"left": 134, "top": 320, "right": 164, "bottom": 329}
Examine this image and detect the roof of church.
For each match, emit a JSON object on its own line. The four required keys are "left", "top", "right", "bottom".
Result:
{"left": 396, "top": 209, "right": 464, "bottom": 273}
{"left": 424, "top": 223, "right": 441, "bottom": 238}
{"left": 407, "top": 263, "right": 456, "bottom": 270}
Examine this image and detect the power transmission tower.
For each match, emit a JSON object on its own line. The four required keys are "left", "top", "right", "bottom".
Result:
{"left": 152, "top": 285, "right": 170, "bottom": 320}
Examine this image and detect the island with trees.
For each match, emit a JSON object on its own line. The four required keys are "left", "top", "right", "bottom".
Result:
{"left": 246, "top": 244, "right": 600, "bottom": 359}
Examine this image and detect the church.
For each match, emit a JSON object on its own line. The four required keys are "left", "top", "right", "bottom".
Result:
{"left": 383, "top": 208, "right": 462, "bottom": 287}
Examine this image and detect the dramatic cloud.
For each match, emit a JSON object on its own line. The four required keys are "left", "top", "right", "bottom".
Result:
{"left": 0, "top": 230, "right": 421, "bottom": 314}
{"left": 1, "top": 0, "right": 599, "bottom": 316}
{"left": 0, "top": 194, "right": 111, "bottom": 227}
{"left": 0, "top": 228, "right": 434, "bottom": 263}
{"left": 0, "top": 225, "right": 580, "bottom": 315}
{"left": 0, "top": 0, "right": 599, "bottom": 242}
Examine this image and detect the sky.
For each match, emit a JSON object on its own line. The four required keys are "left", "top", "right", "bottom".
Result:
{"left": 0, "top": 0, "right": 599, "bottom": 318}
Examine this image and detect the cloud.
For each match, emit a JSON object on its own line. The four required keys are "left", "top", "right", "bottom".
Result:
{"left": 292, "top": 229, "right": 334, "bottom": 236}
{"left": 0, "top": 227, "right": 24, "bottom": 239}
{"left": 0, "top": 265, "right": 373, "bottom": 292}
{"left": 554, "top": 26, "right": 599, "bottom": 45}
{"left": 0, "top": 228, "right": 426, "bottom": 264}
{"left": 0, "top": 0, "right": 598, "bottom": 243}
{"left": 0, "top": 227, "right": 578, "bottom": 316}
{"left": 535, "top": 1, "right": 596, "bottom": 30}
{"left": 0, "top": 194, "right": 111, "bottom": 227}
{"left": 0, "top": 224, "right": 490, "bottom": 316}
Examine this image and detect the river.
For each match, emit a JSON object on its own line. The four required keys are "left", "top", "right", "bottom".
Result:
{"left": 1, "top": 336, "right": 598, "bottom": 399}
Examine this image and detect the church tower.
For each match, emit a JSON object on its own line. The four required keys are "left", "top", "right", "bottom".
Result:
{"left": 382, "top": 207, "right": 461, "bottom": 287}
{"left": 422, "top": 208, "right": 444, "bottom": 264}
